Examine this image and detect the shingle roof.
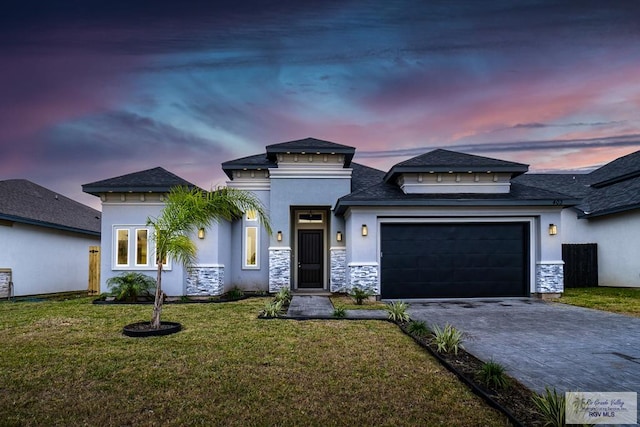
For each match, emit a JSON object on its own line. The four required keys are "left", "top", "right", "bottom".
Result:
{"left": 587, "top": 149, "right": 640, "bottom": 188}
{"left": 383, "top": 149, "right": 529, "bottom": 183}
{"left": 335, "top": 180, "right": 578, "bottom": 215}
{"left": 221, "top": 153, "right": 275, "bottom": 179}
{"left": 350, "top": 162, "right": 385, "bottom": 193}
{"left": 0, "top": 179, "right": 101, "bottom": 235}
{"left": 514, "top": 149, "right": 640, "bottom": 218}
{"left": 266, "top": 137, "right": 355, "bottom": 166}
{"left": 83, "top": 167, "right": 197, "bottom": 196}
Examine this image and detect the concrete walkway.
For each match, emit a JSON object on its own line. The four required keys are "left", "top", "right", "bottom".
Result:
{"left": 287, "top": 295, "right": 387, "bottom": 319}
{"left": 288, "top": 296, "right": 640, "bottom": 404}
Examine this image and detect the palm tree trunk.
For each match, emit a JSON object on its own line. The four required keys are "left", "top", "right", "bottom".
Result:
{"left": 151, "top": 258, "right": 163, "bottom": 329}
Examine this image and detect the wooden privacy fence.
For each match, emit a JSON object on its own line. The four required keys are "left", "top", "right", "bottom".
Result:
{"left": 88, "top": 246, "right": 100, "bottom": 295}
{"left": 562, "top": 243, "right": 598, "bottom": 288}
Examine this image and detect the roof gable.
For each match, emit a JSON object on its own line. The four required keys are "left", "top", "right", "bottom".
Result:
{"left": 384, "top": 149, "right": 529, "bottom": 183}
{"left": 266, "top": 137, "right": 355, "bottom": 166}
{"left": 83, "top": 167, "right": 197, "bottom": 196}
{"left": 221, "top": 154, "right": 275, "bottom": 179}
{"left": 0, "top": 179, "right": 101, "bottom": 235}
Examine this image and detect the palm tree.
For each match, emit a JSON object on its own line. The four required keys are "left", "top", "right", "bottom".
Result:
{"left": 147, "top": 185, "right": 271, "bottom": 329}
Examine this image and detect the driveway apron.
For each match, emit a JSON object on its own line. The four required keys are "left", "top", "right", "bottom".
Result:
{"left": 408, "top": 299, "right": 640, "bottom": 397}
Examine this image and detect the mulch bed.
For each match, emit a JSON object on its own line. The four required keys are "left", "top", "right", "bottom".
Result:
{"left": 398, "top": 322, "right": 544, "bottom": 427}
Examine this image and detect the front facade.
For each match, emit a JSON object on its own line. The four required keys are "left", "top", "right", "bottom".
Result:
{"left": 0, "top": 180, "right": 101, "bottom": 297}
{"left": 85, "top": 138, "right": 578, "bottom": 299}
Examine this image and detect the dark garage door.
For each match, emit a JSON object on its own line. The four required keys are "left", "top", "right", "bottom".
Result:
{"left": 381, "top": 223, "right": 529, "bottom": 299}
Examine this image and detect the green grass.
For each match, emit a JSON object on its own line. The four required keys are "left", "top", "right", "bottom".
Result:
{"left": 329, "top": 295, "right": 387, "bottom": 310}
{"left": 0, "top": 298, "right": 508, "bottom": 426}
{"left": 558, "top": 287, "right": 640, "bottom": 317}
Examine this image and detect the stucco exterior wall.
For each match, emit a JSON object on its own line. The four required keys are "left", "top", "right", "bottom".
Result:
{"left": 225, "top": 188, "right": 270, "bottom": 292}
{"left": 562, "top": 208, "right": 640, "bottom": 287}
{"left": 99, "top": 194, "right": 186, "bottom": 296}
{"left": 0, "top": 222, "right": 99, "bottom": 296}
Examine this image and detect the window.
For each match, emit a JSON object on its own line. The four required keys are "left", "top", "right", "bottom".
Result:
{"left": 298, "top": 213, "right": 323, "bottom": 223}
{"left": 136, "top": 229, "right": 148, "bottom": 265}
{"left": 246, "top": 210, "right": 258, "bottom": 221}
{"left": 244, "top": 226, "right": 258, "bottom": 268}
{"left": 113, "top": 226, "right": 170, "bottom": 270}
{"left": 116, "top": 229, "right": 129, "bottom": 266}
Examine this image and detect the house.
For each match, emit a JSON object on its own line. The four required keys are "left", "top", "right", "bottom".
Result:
{"left": 0, "top": 179, "right": 101, "bottom": 297}
{"left": 83, "top": 138, "right": 579, "bottom": 299}
{"left": 515, "top": 149, "right": 640, "bottom": 288}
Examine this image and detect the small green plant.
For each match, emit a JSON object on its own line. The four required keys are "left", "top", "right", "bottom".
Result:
{"left": 274, "top": 288, "right": 291, "bottom": 304}
{"left": 385, "top": 301, "right": 410, "bottom": 322}
{"left": 407, "top": 320, "right": 430, "bottom": 337}
{"left": 531, "top": 387, "right": 565, "bottom": 427}
{"left": 226, "top": 287, "right": 244, "bottom": 299}
{"left": 333, "top": 306, "right": 346, "bottom": 318}
{"left": 106, "top": 272, "right": 156, "bottom": 302}
{"left": 180, "top": 295, "right": 190, "bottom": 303}
{"left": 262, "top": 300, "right": 284, "bottom": 318}
{"left": 476, "top": 360, "right": 510, "bottom": 390}
{"left": 349, "top": 287, "right": 373, "bottom": 305}
{"left": 431, "top": 323, "right": 464, "bottom": 355}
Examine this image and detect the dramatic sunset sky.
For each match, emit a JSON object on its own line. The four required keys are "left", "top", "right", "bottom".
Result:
{"left": 2, "top": 1, "right": 640, "bottom": 209}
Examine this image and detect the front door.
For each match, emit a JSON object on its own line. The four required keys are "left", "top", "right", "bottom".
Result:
{"left": 298, "top": 230, "right": 323, "bottom": 288}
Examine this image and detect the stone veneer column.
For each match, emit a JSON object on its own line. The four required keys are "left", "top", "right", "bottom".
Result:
{"left": 269, "top": 247, "right": 291, "bottom": 293}
{"left": 347, "top": 262, "right": 379, "bottom": 295}
{"left": 186, "top": 265, "right": 225, "bottom": 296}
{"left": 535, "top": 261, "right": 564, "bottom": 295}
{"left": 0, "top": 270, "right": 11, "bottom": 298}
{"left": 330, "top": 248, "right": 347, "bottom": 293}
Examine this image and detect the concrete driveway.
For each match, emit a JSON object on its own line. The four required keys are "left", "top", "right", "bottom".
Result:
{"left": 407, "top": 299, "right": 640, "bottom": 395}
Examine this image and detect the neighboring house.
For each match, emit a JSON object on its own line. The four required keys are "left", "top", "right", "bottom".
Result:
{"left": 84, "top": 138, "right": 578, "bottom": 299}
{"left": 515, "top": 149, "right": 640, "bottom": 288}
{"left": 0, "top": 179, "right": 101, "bottom": 297}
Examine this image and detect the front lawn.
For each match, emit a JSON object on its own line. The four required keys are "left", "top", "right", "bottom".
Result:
{"left": 0, "top": 298, "right": 508, "bottom": 426}
{"left": 559, "top": 287, "right": 640, "bottom": 317}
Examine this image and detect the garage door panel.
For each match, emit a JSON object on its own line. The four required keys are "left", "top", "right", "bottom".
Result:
{"left": 381, "top": 223, "right": 529, "bottom": 299}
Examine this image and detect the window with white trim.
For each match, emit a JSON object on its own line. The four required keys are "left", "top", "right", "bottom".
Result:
{"left": 243, "top": 210, "right": 259, "bottom": 269}
{"left": 135, "top": 229, "right": 149, "bottom": 266}
{"left": 113, "top": 226, "right": 170, "bottom": 270}
{"left": 116, "top": 229, "right": 129, "bottom": 266}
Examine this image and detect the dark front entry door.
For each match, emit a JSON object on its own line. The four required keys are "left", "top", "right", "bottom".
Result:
{"left": 298, "top": 230, "right": 323, "bottom": 288}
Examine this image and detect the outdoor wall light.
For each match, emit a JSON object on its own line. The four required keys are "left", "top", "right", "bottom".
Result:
{"left": 277, "top": 231, "right": 283, "bottom": 242}
{"left": 336, "top": 231, "right": 343, "bottom": 242}
{"left": 548, "top": 224, "right": 557, "bottom": 236}
{"left": 361, "top": 224, "right": 368, "bottom": 237}
{"left": 198, "top": 228, "right": 205, "bottom": 239}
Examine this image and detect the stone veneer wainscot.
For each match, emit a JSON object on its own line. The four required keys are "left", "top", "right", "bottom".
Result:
{"left": 535, "top": 261, "right": 564, "bottom": 294}
{"left": 347, "top": 262, "right": 379, "bottom": 295}
{"left": 186, "top": 265, "right": 225, "bottom": 296}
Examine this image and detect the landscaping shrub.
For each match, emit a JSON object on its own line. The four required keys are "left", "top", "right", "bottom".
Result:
{"left": 385, "top": 301, "right": 410, "bottom": 322}
{"left": 262, "top": 300, "right": 284, "bottom": 318}
{"left": 274, "top": 288, "right": 291, "bottom": 304}
{"left": 106, "top": 272, "right": 156, "bottom": 302}
{"left": 476, "top": 360, "right": 510, "bottom": 390}
{"left": 407, "top": 320, "right": 430, "bottom": 337}
{"left": 333, "top": 306, "right": 346, "bottom": 318}
{"left": 431, "top": 323, "right": 464, "bottom": 355}
{"left": 349, "top": 287, "right": 373, "bottom": 305}
{"left": 531, "top": 387, "right": 565, "bottom": 427}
